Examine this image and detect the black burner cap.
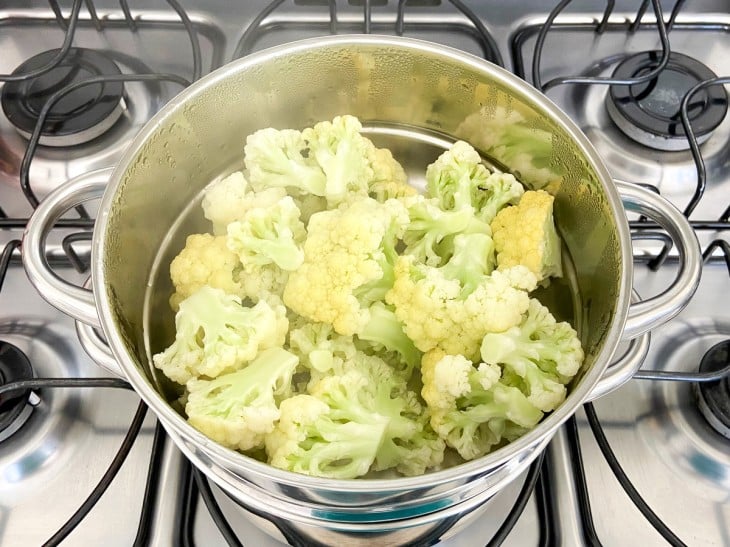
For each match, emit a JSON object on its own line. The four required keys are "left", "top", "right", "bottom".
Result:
{"left": 607, "top": 51, "right": 728, "bottom": 150}
{"left": 0, "top": 341, "right": 33, "bottom": 436}
{"left": 1, "top": 48, "right": 124, "bottom": 146}
{"left": 695, "top": 340, "right": 730, "bottom": 439}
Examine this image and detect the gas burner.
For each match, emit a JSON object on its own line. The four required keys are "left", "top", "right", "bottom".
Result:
{"left": 1, "top": 47, "right": 126, "bottom": 147}
{"left": 694, "top": 340, "right": 730, "bottom": 440}
{"left": 0, "top": 341, "right": 35, "bottom": 442}
{"left": 606, "top": 51, "right": 728, "bottom": 151}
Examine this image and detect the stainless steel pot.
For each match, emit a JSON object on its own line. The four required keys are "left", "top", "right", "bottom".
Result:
{"left": 23, "top": 36, "right": 700, "bottom": 543}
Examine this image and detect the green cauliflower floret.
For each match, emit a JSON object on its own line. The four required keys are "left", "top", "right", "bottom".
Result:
{"left": 356, "top": 302, "right": 421, "bottom": 378}
{"left": 476, "top": 172, "right": 525, "bottom": 225}
{"left": 480, "top": 298, "right": 584, "bottom": 412}
{"left": 426, "top": 140, "right": 490, "bottom": 212}
{"left": 168, "top": 233, "right": 244, "bottom": 311}
{"left": 152, "top": 286, "right": 288, "bottom": 385}
{"left": 439, "top": 232, "right": 496, "bottom": 297}
{"left": 456, "top": 106, "right": 559, "bottom": 188}
{"left": 186, "top": 347, "right": 299, "bottom": 452}
{"left": 226, "top": 196, "right": 306, "bottom": 271}
{"left": 267, "top": 352, "right": 444, "bottom": 478}
{"left": 421, "top": 349, "right": 543, "bottom": 460}
{"left": 426, "top": 141, "right": 524, "bottom": 224}
{"left": 289, "top": 310, "right": 418, "bottom": 384}
{"left": 244, "top": 127, "right": 327, "bottom": 196}
{"left": 426, "top": 141, "right": 525, "bottom": 224}
{"left": 266, "top": 394, "right": 387, "bottom": 479}
{"left": 491, "top": 190, "right": 563, "bottom": 283}
{"left": 302, "top": 115, "right": 374, "bottom": 206}
{"left": 283, "top": 197, "right": 408, "bottom": 336}
{"left": 386, "top": 255, "right": 537, "bottom": 359}
{"left": 402, "top": 195, "right": 491, "bottom": 267}
{"left": 201, "top": 170, "right": 288, "bottom": 235}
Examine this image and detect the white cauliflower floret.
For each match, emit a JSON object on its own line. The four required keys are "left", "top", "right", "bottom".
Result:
{"left": 491, "top": 190, "right": 563, "bottom": 283}
{"left": 202, "top": 171, "right": 287, "bottom": 235}
{"left": 386, "top": 256, "right": 538, "bottom": 359}
{"left": 364, "top": 138, "right": 416, "bottom": 201}
{"left": 169, "top": 233, "right": 243, "bottom": 310}
{"left": 283, "top": 197, "right": 408, "bottom": 336}
{"left": 421, "top": 352, "right": 472, "bottom": 409}
{"left": 239, "top": 263, "right": 289, "bottom": 305}
{"left": 202, "top": 171, "right": 246, "bottom": 234}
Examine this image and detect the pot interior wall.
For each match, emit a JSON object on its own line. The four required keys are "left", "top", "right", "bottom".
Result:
{"left": 102, "top": 39, "right": 623, "bottom": 410}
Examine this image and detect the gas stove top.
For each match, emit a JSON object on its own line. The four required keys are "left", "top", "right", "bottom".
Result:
{"left": 1, "top": 1, "right": 729, "bottom": 546}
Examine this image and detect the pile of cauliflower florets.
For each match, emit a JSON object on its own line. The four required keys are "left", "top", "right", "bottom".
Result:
{"left": 152, "top": 115, "right": 584, "bottom": 479}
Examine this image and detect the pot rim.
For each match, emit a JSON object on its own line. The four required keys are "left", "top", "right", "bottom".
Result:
{"left": 93, "top": 34, "right": 632, "bottom": 490}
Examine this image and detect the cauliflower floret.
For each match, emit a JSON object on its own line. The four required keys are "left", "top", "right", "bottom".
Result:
{"left": 287, "top": 317, "right": 358, "bottom": 384}
{"left": 364, "top": 139, "right": 416, "bottom": 201}
{"left": 267, "top": 351, "right": 443, "bottom": 478}
{"left": 421, "top": 348, "right": 542, "bottom": 460}
{"left": 480, "top": 298, "right": 584, "bottom": 411}
{"left": 386, "top": 256, "right": 538, "bottom": 359}
{"left": 244, "top": 128, "right": 327, "bottom": 196}
{"left": 238, "top": 263, "right": 289, "bottom": 306}
{"left": 421, "top": 351, "right": 472, "bottom": 409}
{"left": 152, "top": 286, "right": 288, "bottom": 385}
{"left": 302, "top": 115, "right": 374, "bottom": 205}
{"left": 169, "top": 233, "right": 243, "bottom": 310}
{"left": 425, "top": 140, "right": 525, "bottom": 225}
{"left": 491, "top": 190, "right": 563, "bottom": 283}
{"left": 283, "top": 197, "right": 408, "bottom": 336}
{"left": 226, "top": 196, "right": 306, "bottom": 271}
{"left": 476, "top": 172, "right": 525, "bottom": 224}
{"left": 426, "top": 140, "right": 490, "bottom": 212}
{"left": 201, "top": 171, "right": 248, "bottom": 235}
{"left": 421, "top": 350, "right": 501, "bottom": 410}
{"left": 186, "top": 347, "right": 299, "bottom": 451}
{"left": 402, "top": 195, "right": 491, "bottom": 267}
{"left": 201, "top": 171, "right": 290, "bottom": 236}
{"left": 266, "top": 394, "right": 387, "bottom": 479}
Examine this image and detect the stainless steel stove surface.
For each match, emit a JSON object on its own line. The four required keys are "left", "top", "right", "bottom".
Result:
{"left": 1, "top": 1, "right": 729, "bottom": 546}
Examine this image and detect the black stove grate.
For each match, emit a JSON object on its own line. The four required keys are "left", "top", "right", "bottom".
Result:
{"left": 0, "top": 1, "right": 728, "bottom": 546}
{"left": 233, "top": 0, "right": 504, "bottom": 65}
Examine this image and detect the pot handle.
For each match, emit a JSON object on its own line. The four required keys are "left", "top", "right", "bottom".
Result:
{"left": 76, "top": 319, "right": 125, "bottom": 377}
{"left": 615, "top": 180, "right": 702, "bottom": 340}
{"left": 586, "top": 321, "right": 651, "bottom": 401}
{"left": 22, "top": 168, "right": 113, "bottom": 329}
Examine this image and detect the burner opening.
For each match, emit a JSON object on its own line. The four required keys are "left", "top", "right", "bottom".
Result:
{"left": 1, "top": 48, "right": 126, "bottom": 147}
{"left": 0, "top": 341, "right": 35, "bottom": 442}
{"left": 694, "top": 340, "right": 730, "bottom": 440}
{"left": 606, "top": 51, "right": 728, "bottom": 151}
